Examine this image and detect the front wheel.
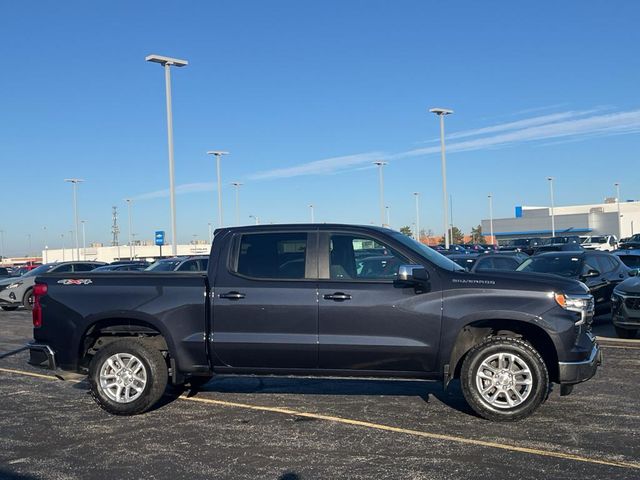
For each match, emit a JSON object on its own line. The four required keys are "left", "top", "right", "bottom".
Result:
{"left": 460, "top": 337, "right": 549, "bottom": 422}
{"left": 614, "top": 326, "right": 638, "bottom": 339}
{"left": 88, "top": 339, "right": 168, "bottom": 415}
{"left": 22, "top": 289, "right": 34, "bottom": 311}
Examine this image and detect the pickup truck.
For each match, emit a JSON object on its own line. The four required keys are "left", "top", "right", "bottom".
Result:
{"left": 28, "top": 224, "right": 601, "bottom": 422}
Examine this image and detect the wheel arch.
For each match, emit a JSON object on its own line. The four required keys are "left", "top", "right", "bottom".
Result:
{"left": 447, "top": 318, "right": 559, "bottom": 385}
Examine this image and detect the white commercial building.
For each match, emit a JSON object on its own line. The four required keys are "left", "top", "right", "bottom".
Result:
{"left": 481, "top": 199, "right": 640, "bottom": 242}
{"left": 42, "top": 243, "right": 211, "bottom": 264}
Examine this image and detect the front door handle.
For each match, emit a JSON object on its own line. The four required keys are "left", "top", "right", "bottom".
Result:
{"left": 218, "top": 291, "right": 246, "bottom": 300}
{"left": 323, "top": 292, "right": 352, "bottom": 301}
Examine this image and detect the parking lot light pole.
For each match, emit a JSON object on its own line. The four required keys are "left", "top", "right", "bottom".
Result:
{"left": 488, "top": 194, "right": 494, "bottom": 245}
{"left": 231, "top": 182, "right": 243, "bottom": 226}
{"left": 429, "top": 108, "right": 454, "bottom": 249}
{"left": 68, "top": 231, "right": 74, "bottom": 260}
{"left": 60, "top": 233, "right": 65, "bottom": 261}
{"left": 615, "top": 182, "right": 622, "bottom": 240}
{"left": 413, "top": 192, "right": 420, "bottom": 242}
{"left": 0, "top": 230, "right": 4, "bottom": 260}
{"left": 208, "top": 222, "right": 213, "bottom": 245}
{"left": 146, "top": 54, "right": 188, "bottom": 256}
{"left": 373, "top": 161, "right": 387, "bottom": 227}
{"left": 385, "top": 206, "right": 391, "bottom": 229}
{"left": 309, "top": 204, "right": 315, "bottom": 223}
{"left": 125, "top": 199, "right": 133, "bottom": 260}
{"left": 43, "top": 226, "right": 48, "bottom": 263}
{"left": 81, "top": 220, "right": 87, "bottom": 260}
{"left": 547, "top": 177, "right": 556, "bottom": 237}
{"left": 64, "top": 178, "right": 84, "bottom": 262}
{"left": 207, "top": 151, "right": 229, "bottom": 228}
{"left": 249, "top": 215, "right": 259, "bottom": 225}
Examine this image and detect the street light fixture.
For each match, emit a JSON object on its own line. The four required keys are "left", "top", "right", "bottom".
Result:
{"left": 547, "top": 177, "right": 556, "bottom": 237}
{"left": 615, "top": 182, "right": 622, "bottom": 240}
{"left": 64, "top": 178, "right": 84, "bottom": 262}
{"left": 231, "top": 181, "right": 243, "bottom": 226}
{"left": 488, "top": 194, "right": 495, "bottom": 245}
{"left": 207, "top": 151, "right": 230, "bottom": 228}
{"left": 373, "top": 161, "right": 387, "bottom": 227}
{"left": 146, "top": 54, "right": 189, "bottom": 256}
{"left": 249, "top": 215, "right": 260, "bottom": 225}
{"left": 125, "top": 199, "right": 133, "bottom": 260}
{"left": 429, "top": 107, "right": 454, "bottom": 248}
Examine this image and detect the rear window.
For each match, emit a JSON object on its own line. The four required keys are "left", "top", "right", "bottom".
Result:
{"left": 234, "top": 232, "right": 308, "bottom": 279}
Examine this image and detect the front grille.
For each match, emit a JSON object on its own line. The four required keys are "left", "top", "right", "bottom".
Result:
{"left": 624, "top": 296, "right": 640, "bottom": 310}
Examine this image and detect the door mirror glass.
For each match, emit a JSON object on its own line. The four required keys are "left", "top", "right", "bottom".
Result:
{"left": 629, "top": 268, "right": 640, "bottom": 277}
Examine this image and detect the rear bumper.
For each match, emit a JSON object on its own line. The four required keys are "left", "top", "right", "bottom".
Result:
{"left": 558, "top": 344, "right": 601, "bottom": 385}
{"left": 27, "top": 343, "right": 56, "bottom": 370}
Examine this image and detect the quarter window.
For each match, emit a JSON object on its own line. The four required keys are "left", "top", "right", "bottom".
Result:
{"left": 235, "top": 232, "right": 308, "bottom": 279}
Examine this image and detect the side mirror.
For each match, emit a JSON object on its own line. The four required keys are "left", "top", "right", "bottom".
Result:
{"left": 629, "top": 268, "right": 640, "bottom": 277}
{"left": 581, "top": 269, "right": 600, "bottom": 279}
{"left": 396, "top": 264, "right": 429, "bottom": 284}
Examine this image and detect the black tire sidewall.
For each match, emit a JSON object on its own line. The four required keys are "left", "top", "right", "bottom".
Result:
{"left": 1, "top": 306, "right": 19, "bottom": 311}
{"left": 89, "top": 339, "right": 168, "bottom": 415}
{"left": 23, "top": 290, "right": 33, "bottom": 310}
{"left": 614, "top": 326, "right": 637, "bottom": 339}
{"left": 461, "top": 338, "right": 549, "bottom": 422}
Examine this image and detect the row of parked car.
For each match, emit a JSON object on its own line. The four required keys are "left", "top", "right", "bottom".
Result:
{"left": 0, "top": 256, "right": 210, "bottom": 311}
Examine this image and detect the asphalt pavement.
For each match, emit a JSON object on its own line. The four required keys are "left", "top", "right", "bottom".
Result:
{"left": 0, "top": 310, "right": 639, "bottom": 480}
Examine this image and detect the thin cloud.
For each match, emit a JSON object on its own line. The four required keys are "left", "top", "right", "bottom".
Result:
{"left": 133, "top": 182, "right": 215, "bottom": 201}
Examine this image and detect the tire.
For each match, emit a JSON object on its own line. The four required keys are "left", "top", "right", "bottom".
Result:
{"left": 460, "top": 337, "right": 549, "bottom": 422}
{"left": 1, "top": 306, "right": 19, "bottom": 311}
{"left": 88, "top": 338, "right": 168, "bottom": 415}
{"left": 614, "top": 326, "right": 638, "bottom": 339}
{"left": 22, "top": 289, "right": 34, "bottom": 311}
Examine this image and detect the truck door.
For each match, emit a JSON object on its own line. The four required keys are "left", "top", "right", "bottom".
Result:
{"left": 317, "top": 231, "right": 442, "bottom": 373}
{"left": 211, "top": 230, "right": 318, "bottom": 369}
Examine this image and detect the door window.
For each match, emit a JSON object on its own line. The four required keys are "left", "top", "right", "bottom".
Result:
{"left": 177, "top": 260, "right": 199, "bottom": 272}
{"left": 73, "top": 263, "right": 97, "bottom": 272}
{"left": 234, "top": 232, "right": 308, "bottom": 279}
{"left": 52, "top": 264, "right": 73, "bottom": 273}
{"left": 329, "top": 234, "right": 408, "bottom": 280}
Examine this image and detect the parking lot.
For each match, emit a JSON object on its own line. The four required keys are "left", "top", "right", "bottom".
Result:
{"left": 0, "top": 311, "right": 637, "bottom": 480}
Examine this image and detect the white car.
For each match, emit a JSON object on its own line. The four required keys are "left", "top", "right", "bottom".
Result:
{"left": 580, "top": 235, "right": 618, "bottom": 251}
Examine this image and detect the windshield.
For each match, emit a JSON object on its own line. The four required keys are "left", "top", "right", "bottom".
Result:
{"left": 390, "top": 233, "right": 464, "bottom": 271}
{"left": 23, "top": 264, "right": 57, "bottom": 277}
{"left": 516, "top": 255, "right": 583, "bottom": 277}
{"left": 145, "top": 260, "right": 181, "bottom": 272}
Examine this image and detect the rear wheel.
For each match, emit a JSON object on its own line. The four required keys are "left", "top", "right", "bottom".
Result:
{"left": 22, "top": 289, "right": 34, "bottom": 311}
{"left": 614, "top": 326, "right": 638, "bottom": 339}
{"left": 1, "top": 306, "right": 19, "bottom": 311}
{"left": 460, "top": 337, "right": 549, "bottom": 422}
{"left": 88, "top": 339, "right": 168, "bottom": 415}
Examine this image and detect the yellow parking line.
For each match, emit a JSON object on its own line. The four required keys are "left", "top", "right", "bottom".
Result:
{"left": 1, "top": 366, "right": 638, "bottom": 470}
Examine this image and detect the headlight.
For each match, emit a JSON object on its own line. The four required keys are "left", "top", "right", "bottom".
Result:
{"left": 6, "top": 282, "right": 23, "bottom": 289}
{"left": 554, "top": 292, "right": 594, "bottom": 325}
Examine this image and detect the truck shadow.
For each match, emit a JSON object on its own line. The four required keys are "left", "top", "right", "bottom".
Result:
{"left": 161, "top": 376, "right": 476, "bottom": 417}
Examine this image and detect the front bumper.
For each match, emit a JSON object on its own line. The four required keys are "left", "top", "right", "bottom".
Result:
{"left": 27, "top": 343, "right": 56, "bottom": 370}
{"left": 558, "top": 343, "right": 601, "bottom": 385}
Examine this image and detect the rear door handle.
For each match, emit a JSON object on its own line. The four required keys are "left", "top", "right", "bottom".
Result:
{"left": 323, "top": 292, "right": 352, "bottom": 301}
{"left": 218, "top": 291, "right": 246, "bottom": 300}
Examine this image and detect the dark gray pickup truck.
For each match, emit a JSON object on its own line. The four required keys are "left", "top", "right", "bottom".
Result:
{"left": 28, "top": 224, "right": 601, "bottom": 421}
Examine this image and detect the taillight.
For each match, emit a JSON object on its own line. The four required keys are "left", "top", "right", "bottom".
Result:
{"left": 32, "top": 283, "right": 48, "bottom": 328}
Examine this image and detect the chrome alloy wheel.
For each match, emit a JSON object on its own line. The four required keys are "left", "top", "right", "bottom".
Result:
{"left": 475, "top": 352, "right": 533, "bottom": 409}
{"left": 99, "top": 353, "right": 148, "bottom": 403}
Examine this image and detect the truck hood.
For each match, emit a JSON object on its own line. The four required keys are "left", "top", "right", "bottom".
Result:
{"left": 615, "top": 276, "right": 640, "bottom": 294}
{"left": 450, "top": 270, "right": 589, "bottom": 295}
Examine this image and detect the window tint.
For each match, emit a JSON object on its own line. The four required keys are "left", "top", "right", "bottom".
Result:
{"left": 177, "top": 260, "right": 199, "bottom": 272}
{"left": 491, "top": 257, "right": 518, "bottom": 270}
{"left": 587, "top": 256, "right": 614, "bottom": 274}
{"left": 235, "top": 232, "right": 307, "bottom": 279}
{"left": 73, "top": 263, "right": 98, "bottom": 272}
{"left": 330, "top": 234, "right": 408, "bottom": 280}
{"left": 52, "top": 264, "right": 74, "bottom": 273}
{"left": 617, "top": 255, "right": 640, "bottom": 268}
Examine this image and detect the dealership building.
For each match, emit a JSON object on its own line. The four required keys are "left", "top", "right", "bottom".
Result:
{"left": 481, "top": 199, "right": 640, "bottom": 242}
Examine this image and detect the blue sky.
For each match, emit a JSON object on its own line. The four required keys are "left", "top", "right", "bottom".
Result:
{"left": 2, "top": 1, "right": 640, "bottom": 256}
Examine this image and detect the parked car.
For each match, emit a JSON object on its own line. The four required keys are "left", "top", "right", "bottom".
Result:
{"left": 0, "top": 267, "right": 11, "bottom": 279}
{"left": 0, "top": 261, "right": 106, "bottom": 311}
{"left": 533, "top": 244, "right": 584, "bottom": 255}
{"left": 611, "top": 277, "right": 640, "bottom": 339}
{"left": 499, "top": 238, "right": 543, "bottom": 256}
{"left": 93, "top": 263, "right": 149, "bottom": 272}
{"left": 517, "top": 251, "right": 631, "bottom": 313}
{"left": 613, "top": 250, "right": 640, "bottom": 269}
{"left": 618, "top": 233, "right": 640, "bottom": 250}
{"left": 471, "top": 252, "right": 529, "bottom": 272}
{"left": 546, "top": 236, "right": 581, "bottom": 245}
{"left": 447, "top": 253, "right": 479, "bottom": 271}
{"left": 28, "top": 224, "right": 600, "bottom": 421}
{"left": 579, "top": 235, "right": 618, "bottom": 251}
{"left": 145, "top": 256, "right": 209, "bottom": 272}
